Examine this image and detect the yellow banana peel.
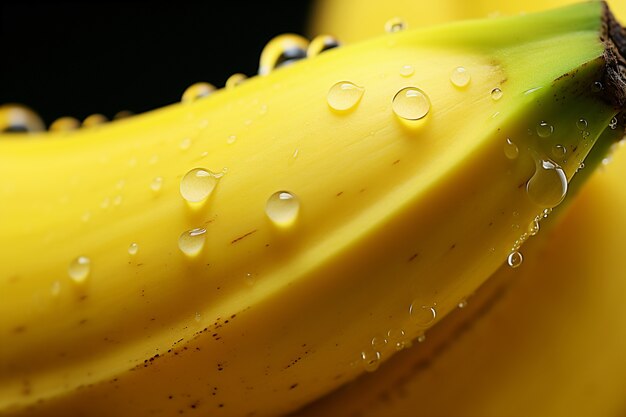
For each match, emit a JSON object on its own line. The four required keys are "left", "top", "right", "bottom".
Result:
{"left": 0, "top": 2, "right": 625, "bottom": 417}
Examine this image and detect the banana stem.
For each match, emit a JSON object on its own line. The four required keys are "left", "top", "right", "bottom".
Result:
{"left": 602, "top": 2, "right": 626, "bottom": 109}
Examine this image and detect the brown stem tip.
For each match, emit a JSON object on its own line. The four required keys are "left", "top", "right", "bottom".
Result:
{"left": 601, "top": 2, "right": 626, "bottom": 109}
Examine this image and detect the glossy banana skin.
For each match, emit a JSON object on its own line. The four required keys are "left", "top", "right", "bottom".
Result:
{"left": 0, "top": 2, "right": 624, "bottom": 417}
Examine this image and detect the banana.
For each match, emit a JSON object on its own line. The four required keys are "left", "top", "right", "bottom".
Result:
{"left": 0, "top": 3, "right": 624, "bottom": 417}
{"left": 310, "top": 0, "right": 626, "bottom": 43}
{"left": 294, "top": 131, "right": 626, "bottom": 417}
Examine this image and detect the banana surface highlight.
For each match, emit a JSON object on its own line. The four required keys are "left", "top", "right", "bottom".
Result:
{"left": 1, "top": 3, "right": 625, "bottom": 416}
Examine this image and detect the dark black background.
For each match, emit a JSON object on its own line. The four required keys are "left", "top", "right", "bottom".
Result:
{"left": 0, "top": 2, "right": 315, "bottom": 126}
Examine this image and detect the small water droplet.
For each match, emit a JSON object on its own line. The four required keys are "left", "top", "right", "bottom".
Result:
{"left": 417, "top": 334, "right": 426, "bottom": 343}
{"left": 399, "top": 65, "right": 414, "bottom": 77}
{"left": 523, "top": 86, "right": 543, "bottom": 95}
{"left": 609, "top": 117, "right": 618, "bottom": 130}
{"left": 552, "top": 144, "right": 566, "bottom": 159}
{"left": 83, "top": 114, "right": 108, "bottom": 127}
{"left": 392, "top": 87, "right": 431, "bottom": 121}
{"left": 69, "top": 256, "right": 91, "bottom": 283}
{"left": 101, "top": 197, "right": 110, "bottom": 209}
{"left": 526, "top": 159, "right": 567, "bottom": 208}
{"left": 258, "top": 34, "right": 309, "bottom": 75}
{"left": 528, "top": 219, "right": 540, "bottom": 236}
{"left": 577, "top": 162, "right": 585, "bottom": 171}
{"left": 293, "top": 148, "right": 300, "bottom": 159}
{"left": 178, "top": 228, "right": 207, "bottom": 257}
{"left": 226, "top": 135, "right": 237, "bottom": 145}
{"left": 149, "top": 154, "right": 159, "bottom": 165}
{"left": 458, "top": 299, "right": 468, "bottom": 309}
{"left": 591, "top": 81, "right": 603, "bottom": 93}
{"left": 265, "top": 191, "right": 300, "bottom": 226}
{"left": 491, "top": 88, "right": 503, "bottom": 101}
{"left": 450, "top": 67, "right": 471, "bottom": 87}
{"left": 504, "top": 138, "right": 519, "bottom": 159}
{"left": 385, "top": 17, "right": 407, "bottom": 33}
{"left": 543, "top": 208, "right": 552, "bottom": 218}
{"left": 371, "top": 336, "right": 388, "bottom": 351}
{"left": 387, "top": 329, "right": 407, "bottom": 351}
{"left": 181, "top": 82, "right": 216, "bottom": 103}
{"left": 180, "top": 168, "right": 220, "bottom": 203}
{"left": 113, "top": 195, "right": 123, "bottom": 206}
{"left": 307, "top": 35, "right": 340, "bottom": 57}
{"left": 81, "top": 211, "right": 91, "bottom": 223}
{"left": 114, "top": 110, "right": 133, "bottom": 120}
{"left": 51, "top": 280, "right": 61, "bottom": 297}
{"left": 361, "top": 349, "right": 381, "bottom": 372}
{"left": 151, "top": 177, "right": 163, "bottom": 193}
{"left": 244, "top": 272, "right": 257, "bottom": 286}
{"left": 507, "top": 251, "right": 523, "bottom": 268}
{"left": 576, "top": 118, "right": 588, "bottom": 130}
{"left": 536, "top": 121, "right": 554, "bottom": 138}
{"left": 326, "top": 81, "right": 364, "bottom": 112}
{"left": 409, "top": 302, "right": 437, "bottom": 327}
{"left": 128, "top": 242, "right": 139, "bottom": 256}
{"left": 225, "top": 73, "right": 247, "bottom": 89}
{"left": 194, "top": 312, "right": 202, "bottom": 322}
{"left": 50, "top": 116, "right": 80, "bottom": 131}
{"left": 180, "top": 137, "right": 192, "bottom": 150}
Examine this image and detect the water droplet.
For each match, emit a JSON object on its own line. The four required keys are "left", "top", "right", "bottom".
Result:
{"left": 392, "top": 87, "right": 431, "bottom": 121}
{"left": 0, "top": 104, "right": 45, "bottom": 132}
{"left": 458, "top": 299, "right": 468, "bottom": 309}
{"left": 178, "top": 228, "right": 207, "bottom": 257}
{"left": 528, "top": 219, "right": 540, "bottom": 236}
{"left": 417, "top": 334, "right": 427, "bottom": 343}
{"left": 181, "top": 82, "right": 216, "bottom": 103}
{"left": 180, "top": 168, "right": 220, "bottom": 203}
{"left": 81, "top": 211, "right": 91, "bottom": 223}
{"left": 258, "top": 34, "right": 309, "bottom": 75}
{"left": 225, "top": 73, "right": 247, "bottom": 89}
{"left": 50, "top": 280, "right": 61, "bottom": 297}
{"left": 128, "top": 242, "right": 139, "bottom": 256}
{"left": 399, "top": 65, "right": 414, "bottom": 77}
{"left": 523, "top": 86, "right": 543, "bottom": 95}
{"left": 326, "top": 81, "right": 364, "bottom": 112}
{"left": 504, "top": 138, "right": 519, "bottom": 159}
{"left": 552, "top": 144, "right": 566, "bottom": 159}
{"left": 307, "top": 35, "right": 340, "bottom": 57}
{"left": 489, "top": 88, "right": 503, "bottom": 101}
{"left": 577, "top": 162, "right": 585, "bottom": 171}
{"left": 265, "top": 191, "right": 300, "bottom": 226}
{"left": 409, "top": 302, "right": 437, "bottom": 327}
{"left": 591, "top": 81, "right": 603, "bottom": 92}
{"left": 114, "top": 110, "right": 133, "bottom": 120}
{"left": 69, "top": 256, "right": 91, "bottom": 283}
{"left": 227, "top": 135, "right": 237, "bottom": 144}
{"left": 576, "top": 118, "right": 588, "bottom": 130}
{"left": 244, "top": 272, "right": 257, "bottom": 286}
{"left": 113, "top": 195, "right": 123, "bottom": 206}
{"left": 536, "top": 121, "right": 553, "bottom": 138}
{"left": 543, "top": 208, "right": 552, "bottom": 218}
{"left": 50, "top": 116, "right": 80, "bottom": 131}
{"left": 101, "top": 197, "right": 110, "bottom": 209}
{"left": 361, "top": 349, "right": 381, "bottom": 372}
{"left": 151, "top": 177, "right": 163, "bottom": 193}
{"left": 450, "top": 67, "right": 470, "bottom": 88}
{"left": 149, "top": 154, "right": 159, "bottom": 165}
{"left": 609, "top": 117, "right": 618, "bottom": 130}
{"left": 194, "top": 312, "right": 202, "bottom": 322}
{"left": 507, "top": 251, "right": 523, "bottom": 268}
{"left": 371, "top": 336, "right": 388, "bottom": 351}
{"left": 526, "top": 159, "right": 567, "bottom": 208}
{"left": 180, "top": 137, "right": 192, "bottom": 150}
{"left": 387, "top": 328, "right": 407, "bottom": 351}
{"left": 82, "top": 114, "right": 107, "bottom": 127}
{"left": 385, "top": 17, "right": 407, "bottom": 33}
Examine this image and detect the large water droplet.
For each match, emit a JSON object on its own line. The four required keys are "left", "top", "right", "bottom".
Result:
{"left": 450, "top": 67, "right": 470, "bottom": 88}
{"left": 507, "top": 251, "right": 523, "bottom": 268}
{"left": 385, "top": 17, "right": 407, "bottom": 33}
{"left": 180, "top": 168, "right": 220, "bottom": 203}
{"left": 361, "top": 349, "right": 381, "bottom": 372}
{"left": 181, "top": 82, "right": 216, "bottom": 103}
{"left": 178, "top": 228, "right": 207, "bottom": 257}
{"left": 265, "top": 191, "right": 300, "bottom": 226}
{"left": 128, "top": 242, "right": 139, "bottom": 256}
{"left": 409, "top": 302, "right": 437, "bottom": 327}
{"left": 0, "top": 104, "right": 45, "bottom": 132}
{"left": 504, "top": 138, "right": 519, "bottom": 160}
{"left": 526, "top": 159, "right": 568, "bottom": 208}
{"left": 258, "top": 34, "right": 309, "bottom": 75}
{"left": 392, "top": 87, "right": 430, "bottom": 121}
{"left": 69, "top": 256, "right": 91, "bottom": 284}
{"left": 326, "top": 81, "right": 364, "bottom": 112}
{"left": 536, "top": 121, "right": 554, "bottom": 138}
{"left": 307, "top": 35, "right": 340, "bottom": 57}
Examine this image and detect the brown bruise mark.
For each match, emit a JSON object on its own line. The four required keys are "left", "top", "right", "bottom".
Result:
{"left": 336, "top": 191, "right": 344, "bottom": 197}
{"left": 392, "top": 159, "right": 400, "bottom": 165}
{"left": 408, "top": 253, "right": 418, "bottom": 262}
{"left": 231, "top": 229, "right": 258, "bottom": 244}
{"left": 290, "top": 383, "right": 299, "bottom": 390}
{"left": 12, "top": 325, "right": 26, "bottom": 334}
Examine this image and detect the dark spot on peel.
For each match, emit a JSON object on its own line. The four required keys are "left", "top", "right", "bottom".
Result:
{"left": 408, "top": 253, "right": 418, "bottom": 262}
{"left": 231, "top": 230, "right": 258, "bottom": 244}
